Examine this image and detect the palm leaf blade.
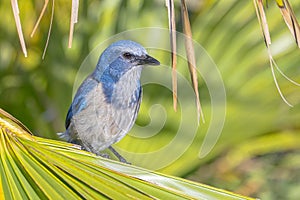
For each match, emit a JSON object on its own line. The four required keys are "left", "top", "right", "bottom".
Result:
{"left": 0, "top": 108, "right": 253, "bottom": 199}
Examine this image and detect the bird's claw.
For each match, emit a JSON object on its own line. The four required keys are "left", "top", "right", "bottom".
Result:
{"left": 97, "top": 153, "right": 110, "bottom": 159}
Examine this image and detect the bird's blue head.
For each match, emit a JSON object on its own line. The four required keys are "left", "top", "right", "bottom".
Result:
{"left": 94, "top": 40, "right": 160, "bottom": 81}
{"left": 91, "top": 40, "right": 160, "bottom": 105}
{"left": 95, "top": 40, "right": 160, "bottom": 81}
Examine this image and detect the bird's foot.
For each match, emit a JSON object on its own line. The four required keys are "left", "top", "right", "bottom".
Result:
{"left": 108, "top": 146, "right": 131, "bottom": 164}
{"left": 96, "top": 152, "right": 110, "bottom": 159}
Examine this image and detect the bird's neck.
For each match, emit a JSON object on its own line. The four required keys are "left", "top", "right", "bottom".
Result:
{"left": 98, "top": 68, "right": 142, "bottom": 108}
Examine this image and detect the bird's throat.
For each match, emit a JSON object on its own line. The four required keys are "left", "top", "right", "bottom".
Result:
{"left": 101, "top": 68, "right": 142, "bottom": 108}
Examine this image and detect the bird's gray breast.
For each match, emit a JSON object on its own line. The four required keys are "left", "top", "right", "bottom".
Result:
{"left": 70, "top": 69, "right": 142, "bottom": 152}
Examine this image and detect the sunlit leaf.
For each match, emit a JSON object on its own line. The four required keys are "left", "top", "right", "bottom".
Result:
{"left": 0, "top": 108, "right": 253, "bottom": 199}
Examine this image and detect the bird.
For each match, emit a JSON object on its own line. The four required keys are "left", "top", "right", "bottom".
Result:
{"left": 59, "top": 40, "right": 160, "bottom": 163}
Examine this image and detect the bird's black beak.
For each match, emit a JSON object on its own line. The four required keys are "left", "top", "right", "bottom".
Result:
{"left": 136, "top": 54, "right": 160, "bottom": 66}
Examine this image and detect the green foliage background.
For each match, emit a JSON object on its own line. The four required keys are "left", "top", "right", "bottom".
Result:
{"left": 1, "top": 0, "right": 300, "bottom": 199}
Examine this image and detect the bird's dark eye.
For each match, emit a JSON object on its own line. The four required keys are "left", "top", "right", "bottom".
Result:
{"left": 123, "top": 52, "right": 134, "bottom": 60}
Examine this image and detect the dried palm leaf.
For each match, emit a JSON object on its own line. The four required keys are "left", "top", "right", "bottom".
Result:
{"left": 253, "top": 0, "right": 271, "bottom": 46}
{"left": 276, "top": 0, "right": 300, "bottom": 48}
{"left": 253, "top": 0, "right": 300, "bottom": 107}
{"left": 30, "top": 0, "right": 49, "bottom": 37}
{"left": 68, "top": 0, "right": 79, "bottom": 48}
{"left": 10, "top": 0, "right": 27, "bottom": 57}
{"left": 30, "top": 0, "right": 54, "bottom": 59}
{"left": 181, "top": 0, "right": 204, "bottom": 123}
{"left": 166, "top": 0, "right": 178, "bottom": 112}
{"left": 42, "top": 0, "right": 55, "bottom": 59}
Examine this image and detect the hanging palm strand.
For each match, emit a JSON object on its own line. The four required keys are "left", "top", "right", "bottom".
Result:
{"left": 166, "top": 0, "right": 204, "bottom": 122}
{"left": 166, "top": 0, "right": 178, "bottom": 112}
{"left": 181, "top": 0, "right": 204, "bottom": 123}
{"left": 30, "top": 0, "right": 55, "bottom": 59}
{"left": 11, "top": 0, "right": 27, "bottom": 57}
{"left": 12, "top": 0, "right": 77, "bottom": 58}
{"left": 30, "top": 0, "right": 49, "bottom": 38}
{"left": 253, "top": 0, "right": 300, "bottom": 107}
{"left": 69, "top": 0, "right": 79, "bottom": 48}
{"left": 276, "top": 0, "right": 300, "bottom": 48}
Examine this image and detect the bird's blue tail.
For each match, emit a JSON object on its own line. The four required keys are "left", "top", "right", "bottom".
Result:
{"left": 57, "top": 131, "right": 70, "bottom": 141}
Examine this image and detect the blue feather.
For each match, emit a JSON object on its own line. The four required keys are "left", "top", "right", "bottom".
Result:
{"left": 65, "top": 76, "right": 98, "bottom": 128}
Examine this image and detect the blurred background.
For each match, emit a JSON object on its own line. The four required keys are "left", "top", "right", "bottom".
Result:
{"left": 1, "top": 0, "right": 300, "bottom": 199}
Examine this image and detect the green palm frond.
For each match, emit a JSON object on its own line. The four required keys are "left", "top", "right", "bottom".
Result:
{"left": 0, "top": 108, "right": 253, "bottom": 199}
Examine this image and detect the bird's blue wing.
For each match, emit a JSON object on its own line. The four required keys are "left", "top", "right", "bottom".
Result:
{"left": 132, "top": 86, "right": 142, "bottom": 122}
{"left": 65, "top": 105, "right": 73, "bottom": 129}
{"left": 65, "top": 77, "right": 98, "bottom": 129}
{"left": 65, "top": 97, "right": 87, "bottom": 129}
